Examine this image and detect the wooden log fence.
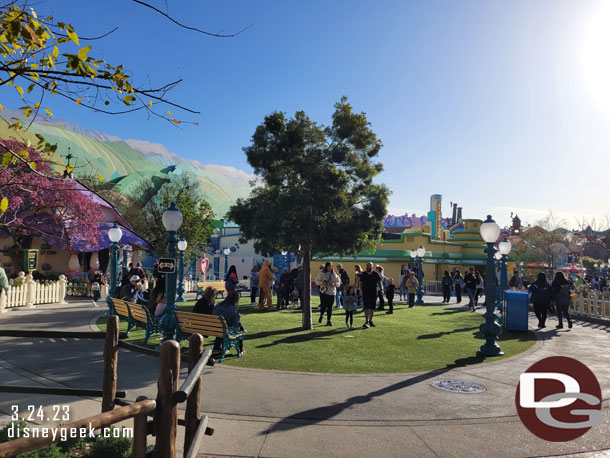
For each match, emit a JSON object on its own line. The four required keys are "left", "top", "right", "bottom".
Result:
{"left": 0, "top": 315, "right": 214, "bottom": 457}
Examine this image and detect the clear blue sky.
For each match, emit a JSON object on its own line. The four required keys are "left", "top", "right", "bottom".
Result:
{"left": 10, "top": 0, "right": 610, "bottom": 228}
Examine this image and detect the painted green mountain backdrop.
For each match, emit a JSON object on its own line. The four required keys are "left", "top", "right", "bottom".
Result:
{"left": 1, "top": 110, "right": 254, "bottom": 218}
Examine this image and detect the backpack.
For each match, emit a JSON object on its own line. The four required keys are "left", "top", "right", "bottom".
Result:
{"left": 340, "top": 269, "right": 350, "bottom": 286}
{"left": 558, "top": 283, "right": 571, "bottom": 296}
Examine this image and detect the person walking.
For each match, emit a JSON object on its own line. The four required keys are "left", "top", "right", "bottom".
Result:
{"left": 529, "top": 272, "right": 553, "bottom": 329}
{"left": 464, "top": 267, "right": 478, "bottom": 311}
{"left": 453, "top": 269, "right": 464, "bottom": 304}
{"left": 279, "top": 268, "right": 292, "bottom": 309}
{"left": 398, "top": 265, "right": 408, "bottom": 301}
{"left": 225, "top": 265, "right": 240, "bottom": 294}
{"left": 406, "top": 272, "right": 419, "bottom": 308}
{"left": 249, "top": 266, "right": 259, "bottom": 304}
{"left": 552, "top": 271, "right": 573, "bottom": 329}
{"left": 474, "top": 271, "right": 484, "bottom": 306}
{"left": 336, "top": 263, "right": 350, "bottom": 309}
{"left": 441, "top": 270, "right": 453, "bottom": 304}
{"left": 354, "top": 264, "right": 363, "bottom": 308}
{"left": 315, "top": 262, "right": 341, "bottom": 326}
{"left": 343, "top": 286, "right": 358, "bottom": 329}
{"left": 359, "top": 262, "right": 383, "bottom": 328}
{"left": 385, "top": 278, "right": 395, "bottom": 314}
{"left": 375, "top": 265, "right": 387, "bottom": 311}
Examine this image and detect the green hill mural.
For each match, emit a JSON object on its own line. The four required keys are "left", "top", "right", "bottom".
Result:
{"left": 0, "top": 111, "right": 254, "bottom": 218}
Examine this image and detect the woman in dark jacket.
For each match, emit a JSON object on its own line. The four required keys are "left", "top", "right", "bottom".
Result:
{"left": 552, "top": 271, "right": 573, "bottom": 329}
{"left": 193, "top": 286, "right": 217, "bottom": 314}
{"left": 225, "top": 265, "right": 240, "bottom": 293}
{"left": 441, "top": 270, "right": 453, "bottom": 303}
{"left": 529, "top": 272, "right": 553, "bottom": 329}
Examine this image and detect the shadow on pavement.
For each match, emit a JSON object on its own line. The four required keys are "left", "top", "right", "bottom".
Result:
{"left": 262, "top": 354, "right": 488, "bottom": 434}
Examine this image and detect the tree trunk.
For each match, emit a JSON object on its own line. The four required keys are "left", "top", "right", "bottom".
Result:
{"left": 302, "top": 244, "right": 312, "bottom": 330}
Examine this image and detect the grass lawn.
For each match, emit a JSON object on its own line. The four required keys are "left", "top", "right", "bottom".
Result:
{"left": 98, "top": 296, "right": 536, "bottom": 374}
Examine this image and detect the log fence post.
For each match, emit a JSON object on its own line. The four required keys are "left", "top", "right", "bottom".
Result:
{"left": 184, "top": 334, "right": 203, "bottom": 454}
{"left": 154, "top": 340, "right": 180, "bottom": 458}
{"left": 102, "top": 316, "right": 119, "bottom": 413}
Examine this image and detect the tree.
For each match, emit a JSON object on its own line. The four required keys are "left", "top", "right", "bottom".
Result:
{"left": 0, "top": 0, "right": 243, "bottom": 246}
{"left": 0, "top": 138, "right": 103, "bottom": 271}
{"left": 98, "top": 174, "right": 215, "bottom": 263}
{"left": 228, "top": 97, "right": 389, "bottom": 330}
{"left": 515, "top": 211, "right": 569, "bottom": 277}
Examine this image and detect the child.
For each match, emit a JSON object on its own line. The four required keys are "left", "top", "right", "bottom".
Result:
{"left": 155, "top": 292, "right": 167, "bottom": 317}
{"left": 385, "top": 278, "right": 396, "bottom": 314}
{"left": 91, "top": 281, "right": 100, "bottom": 307}
{"left": 289, "top": 288, "right": 300, "bottom": 307}
{"left": 343, "top": 286, "right": 358, "bottom": 329}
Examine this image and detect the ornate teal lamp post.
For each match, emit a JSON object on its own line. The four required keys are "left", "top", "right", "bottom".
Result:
{"left": 223, "top": 247, "right": 230, "bottom": 276}
{"left": 106, "top": 222, "right": 122, "bottom": 316}
{"left": 498, "top": 237, "right": 511, "bottom": 302}
{"left": 176, "top": 238, "right": 187, "bottom": 303}
{"left": 161, "top": 202, "right": 183, "bottom": 342}
{"left": 415, "top": 245, "right": 425, "bottom": 305}
{"left": 478, "top": 215, "right": 503, "bottom": 356}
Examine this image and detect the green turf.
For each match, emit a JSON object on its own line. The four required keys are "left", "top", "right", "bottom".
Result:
{"left": 98, "top": 296, "right": 536, "bottom": 374}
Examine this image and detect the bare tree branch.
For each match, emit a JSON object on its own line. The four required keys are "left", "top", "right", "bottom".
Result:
{"left": 132, "top": 0, "right": 253, "bottom": 38}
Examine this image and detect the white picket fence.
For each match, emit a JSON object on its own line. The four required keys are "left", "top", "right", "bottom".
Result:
{"left": 572, "top": 292, "right": 610, "bottom": 320}
{"left": 183, "top": 279, "right": 198, "bottom": 293}
{"left": 0, "top": 278, "right": 66, "bottom": 312}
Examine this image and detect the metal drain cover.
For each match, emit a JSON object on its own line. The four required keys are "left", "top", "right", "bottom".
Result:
{"left": 430, "top": 380, "right": 486, "bottom": 394}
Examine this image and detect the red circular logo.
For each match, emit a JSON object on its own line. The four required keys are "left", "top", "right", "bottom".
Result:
{"left": 516, "top": 356, "right": 602, "bottom": 442}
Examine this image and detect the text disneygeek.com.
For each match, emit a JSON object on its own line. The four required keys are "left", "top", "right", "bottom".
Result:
{"left": 7, "top": 423, "right": 134, "bottom": 441}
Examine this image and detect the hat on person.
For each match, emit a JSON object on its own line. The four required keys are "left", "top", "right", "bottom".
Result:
{"left": 130, "top": 275, "right": 140, "bottom": 282}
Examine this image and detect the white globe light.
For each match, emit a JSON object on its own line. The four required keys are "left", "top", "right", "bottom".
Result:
{"left": 177, "top": 239, "right": 187, "bottom": 251}
{"left": 108, "top": 223, "right": 123, "bottom": 243}
{"left": 594, "top": 263, "right": 598, "bottom": 268}
{"left": 162, "top": 202, "right": 183, "bottom": 232}
{"left": 498, "top": 238, "right": 512, "bottom": 255}
{"left": 281, "top": 251, "right": 287, "bottom": 256}
{"left": 410, "top": 251, "right": 417, "bottom": 259}
{"left": 480, "top": 215, "right": 501, "bottom": 243}
{"left": 494, "top": 252, "right": 502, "bottom": 261}
{"left": 416, "top": 245, "right": 426, "bottom": 257}
{"left": 223, "top": 248, "right": 230, "bottom": 256}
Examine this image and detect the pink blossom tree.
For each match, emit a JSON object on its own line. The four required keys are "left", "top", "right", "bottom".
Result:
{"left": 0, "top": 139, "right": 103, "bottom": 272}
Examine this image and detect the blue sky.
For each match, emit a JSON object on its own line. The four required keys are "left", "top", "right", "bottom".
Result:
{"left": 6, "top": 0, "right": 610, "bottom": 228}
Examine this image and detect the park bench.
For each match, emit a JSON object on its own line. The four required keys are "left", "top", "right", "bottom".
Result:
{"left": 110, "top": 298, "right": 163, "bottom": 344}
{"left": 195, "top": 281, "right": 226, "bottom": 300}
{"left": 175, "top": 310, "right": 245, "bottom": 362}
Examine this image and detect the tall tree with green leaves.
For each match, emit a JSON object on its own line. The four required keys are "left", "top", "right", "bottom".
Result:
{"left": 228, "top": 97, "right": 389, "bottom": 330}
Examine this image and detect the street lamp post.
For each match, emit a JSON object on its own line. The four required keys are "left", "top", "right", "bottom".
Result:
{"left": 497, "top": 237, "right": 512, "bottom": 313}
{"left": 494, "top": 251, "right": 502, "bottom": 304}
{"left": 176, "top": 238, "right": 187, "bottom": 303}
{"left": 415, "top": 245, "right": 425, "bottom": 305}
{"left": 161, "top": 202, "right": 183, "bottom": 342}
{"left": 223, "top": 247, "right": 231, "bottom": 277}
{"left": 478, "top": 215, "right": 503, "bottom": 357}
{"left": 106, "top": 222, "right": 123, "bottom": 317}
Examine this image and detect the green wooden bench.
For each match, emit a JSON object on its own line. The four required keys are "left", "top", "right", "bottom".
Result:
{"left": 175, "top": 311, "right": 245, "bottom": 362}
{"left": 110, "top": 298, "right": 163, "bottom": 344}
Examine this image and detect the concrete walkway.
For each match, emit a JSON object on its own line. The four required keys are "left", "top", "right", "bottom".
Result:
{"left": 0, "top": 296, "right": 608, "bottom": 457}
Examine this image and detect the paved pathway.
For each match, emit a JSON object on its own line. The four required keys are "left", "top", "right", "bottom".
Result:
{"left": 0, "top": 296, "right": 608, "bottom": 457}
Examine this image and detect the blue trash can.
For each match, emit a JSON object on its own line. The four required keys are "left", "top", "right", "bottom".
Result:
{"left": 504, "top": 291, "right": 529, "bottom": 331}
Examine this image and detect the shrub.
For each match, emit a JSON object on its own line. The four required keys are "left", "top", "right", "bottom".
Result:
{"left": 85, "top": 432, "right": 131, "bottom": 458}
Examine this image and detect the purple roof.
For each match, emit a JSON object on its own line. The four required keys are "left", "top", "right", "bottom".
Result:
{"left": 44, "top": 222, "right": 149, "bottom": 252}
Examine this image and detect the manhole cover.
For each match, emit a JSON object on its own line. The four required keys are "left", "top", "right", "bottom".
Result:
{"left": 430, "top": 380, "right": 486, "bottom": 393}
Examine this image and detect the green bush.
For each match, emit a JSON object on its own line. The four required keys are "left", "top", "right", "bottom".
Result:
{"left": 0, "top": 422, "right": 67, "bottom": 458}
{"left": 85, "top": 432, "right": 131, "bottom": 458}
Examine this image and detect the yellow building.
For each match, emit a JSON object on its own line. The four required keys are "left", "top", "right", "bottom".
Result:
{"left": 315, "top": 219, "right": 514, "bottom": 286}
